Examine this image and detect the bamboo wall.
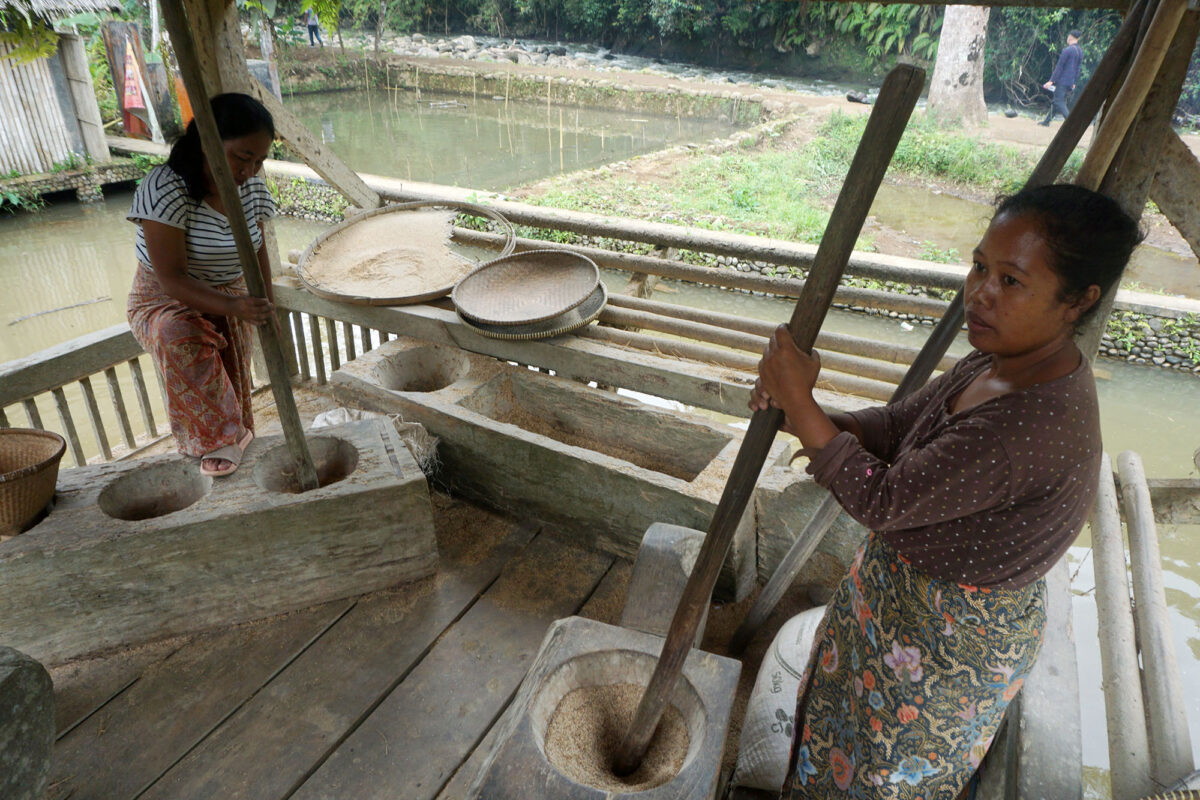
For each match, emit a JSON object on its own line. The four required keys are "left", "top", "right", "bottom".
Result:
{"left": 0, "top": 40, "right": 78, "bottom": 175}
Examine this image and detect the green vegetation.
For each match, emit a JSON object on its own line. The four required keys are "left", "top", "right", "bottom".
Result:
{"left": 525, "top": 111, "right": 1062, "bottom": 248}
{"left": 816, "top": 112, "right": 1082, "bottom": 195}
{"left": 0, "top": 188, "right": 45, "bottom": 214}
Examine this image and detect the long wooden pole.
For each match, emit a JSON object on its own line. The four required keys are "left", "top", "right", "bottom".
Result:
{"left": 160, "top": 0, "right": 320, "bottom": 491}
{"left": 611, "top": 64, "right": 926, "bottom": 777}
{"left": 1118, "top": 451, "right": 1195, "bottom": 786}
{"left": 1091, "top": 454, "right": 1154, "bottom": 800}
{"left": 724, "top": 1, "right": 1147, "bottom": 654}
{"left": 1075, "top": 0, "right": 1187, "bottom": 188}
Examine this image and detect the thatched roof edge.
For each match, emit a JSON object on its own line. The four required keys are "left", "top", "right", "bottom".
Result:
{"left": 3, "top": 0, "right": 123, "bottom": 22}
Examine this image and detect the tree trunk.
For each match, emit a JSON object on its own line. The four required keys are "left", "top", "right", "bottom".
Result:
{"left": 928, "top": 5, "right": 991, "bottom": 126}
{"left": 375, "top": 0, "right": 385, "bottom": 54}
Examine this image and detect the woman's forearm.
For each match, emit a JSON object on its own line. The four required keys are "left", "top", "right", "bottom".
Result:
{"left": 155, "top": 269, "right": 238, "bottom": 317}
{"left": 779, "top": 393, "right": 843, "bottom": 451}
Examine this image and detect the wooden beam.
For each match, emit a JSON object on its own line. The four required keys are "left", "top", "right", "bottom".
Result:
{"left": 1149, "top": 130, "right": 1200, "bottom": 261}
{"left": 161, "top": 0, "right": 320, "bottom": 491}
{"left": 207, "top": 2, "right": 382, "bottom": 210}
{"left": 1077, "top": 8, "right": 1200, "bottom": 358}
{"left": 1076, "top": 0, "right": 1189, "bottom": 189}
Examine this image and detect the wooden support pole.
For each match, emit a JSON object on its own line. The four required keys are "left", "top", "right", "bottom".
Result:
{"left": 1117, "top": 451, "right": 1195, "bottom": 787}
{"left": 612, "top": 64, "right": 926, "bottom": 777}
{"left": 1091, "top": 454, "right": 1154, "bottom": 800}
{"left": 1078, "top": 9, "right": 1200, "bottom": 360}
{"left": 1026, "top": 0, "right": 1147, "bottom": 189}
{"left": 161, "top": 0, "right": 319, "bottom": 492}
{"left": 206, "top": 2, "right": 381, "bottom": 211}
{"left": 1075, "top": 0, "right": 1188, "bottom": 188}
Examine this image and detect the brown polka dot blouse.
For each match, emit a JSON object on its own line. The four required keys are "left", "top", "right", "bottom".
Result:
{"left": 808, "top": 349, "right": 1101, "bottom": 588}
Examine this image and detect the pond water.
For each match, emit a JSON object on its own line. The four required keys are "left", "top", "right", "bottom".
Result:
{"left": 3, "top": 83, "right": 1198, "bottom": 795}
{"left": 284, "top": 87, "right": 744, "bottom": 190}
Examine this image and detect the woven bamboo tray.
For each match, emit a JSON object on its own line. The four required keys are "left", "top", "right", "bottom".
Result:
{"left": 296, "top": 201, "right": 516, "bottom": 306}
{"left": 452, "top": 249, "right": 600, "bottom": 326}
{"left": 0, "top": 428, "right": 65, "bottom": 538}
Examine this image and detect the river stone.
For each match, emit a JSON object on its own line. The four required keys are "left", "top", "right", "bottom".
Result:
{"left": 0, "top": 647, "right": 53, "bottom": 800}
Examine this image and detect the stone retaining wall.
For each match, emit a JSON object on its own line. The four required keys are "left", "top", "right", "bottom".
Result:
{"left": 0, "top": 159, "right": 150, "bottom": 207}
{"left": 277, "top": 53, "right": 767, "bottom": 125}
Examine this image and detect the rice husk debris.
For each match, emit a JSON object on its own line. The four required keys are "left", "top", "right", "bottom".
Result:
{"left": 303, "top": 209, "right": 474, "bottom": 300}
{"left": 544, "top": 682, "right": 689, "bottom": 791}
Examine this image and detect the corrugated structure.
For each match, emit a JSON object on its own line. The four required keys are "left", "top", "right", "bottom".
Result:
{"left": 1, "top": 1, "right": 116, "bottom": 175}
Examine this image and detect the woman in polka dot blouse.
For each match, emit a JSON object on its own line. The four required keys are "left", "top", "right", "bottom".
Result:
{"left": 751, "top": 184, "right": 1142, "bottom": 799}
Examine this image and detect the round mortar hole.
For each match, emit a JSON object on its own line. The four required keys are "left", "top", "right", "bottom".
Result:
{"left": 253, "top": 437, "right": 359, "bottom": 494}
{"left": 529, "top": 650, "right": 704, "bottom": 793}
{"left": 98, "top": 460, "right": 211, "bottom": 521}
{"left": 374, "top": 344, "right": 470, "bottom": 392}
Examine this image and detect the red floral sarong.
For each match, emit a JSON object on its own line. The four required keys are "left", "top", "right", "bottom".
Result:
{"left": 127, "top": 263, "right": 254, "bottom": 458}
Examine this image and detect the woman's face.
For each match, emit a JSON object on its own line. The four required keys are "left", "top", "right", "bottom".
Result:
{"left": 964, "top": 211, "right": 1096, "bottom": 357}
{"left": 216, "top": 130, "right": 273, "bottom": 186}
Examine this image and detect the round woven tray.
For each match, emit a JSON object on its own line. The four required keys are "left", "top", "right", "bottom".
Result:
{"left": 296, "top": 201, "right": 516, "bottom": 306}
{"left": 452, "top": 250, "right": 600, "bottom": 326}
{"left": 0, "top": 428, "right": 65, "bottom": 538}
{"left": 459, "top": 282, "right": 607, "bottom": 340}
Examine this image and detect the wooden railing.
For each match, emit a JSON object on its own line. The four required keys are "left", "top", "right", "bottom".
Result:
{"left": 0, "top": 325, "right": 165, "bottom": 466}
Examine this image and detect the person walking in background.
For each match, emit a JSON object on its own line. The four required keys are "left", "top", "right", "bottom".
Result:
{"left": 303, "top": 8, "right": 323, "bottom": 47}
{"left": 1039, "top": 30, "right": 1082, "bottom": 126}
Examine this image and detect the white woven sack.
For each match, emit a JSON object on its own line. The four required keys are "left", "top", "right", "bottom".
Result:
{"left": 732, "top": 605, "right": 827, "bottom": 793}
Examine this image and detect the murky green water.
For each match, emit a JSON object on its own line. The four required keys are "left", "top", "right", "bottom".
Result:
{"left": 2, "top": 88, "right": 1198, "bottom": 791}
{"left": 284, "top": 87, "right": 743, "bottom": 190}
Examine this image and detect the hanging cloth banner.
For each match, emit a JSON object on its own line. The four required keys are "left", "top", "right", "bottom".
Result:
{"left": 122, "top": 40, "right": 145, "bottom": 110}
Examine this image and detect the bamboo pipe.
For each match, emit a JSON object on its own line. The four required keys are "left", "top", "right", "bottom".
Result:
{"left": 160, "top": 1, "right": 319, "bottom": 491}
{"left": 604, "top": 293, "right": 958, "bottom": 372}
{"left": 450, "top": 227, "right": 957, "bottom": 315}
{"left": 1091, "top": 454, "right": 1154, "bottom": 800}
{"left": 1075, "top": 0, "right": 1188, "bottom": 189}
{"left": 579, "top": 325, "right": 895, "bottom": 403}
{"left": 612, "top": 64, "right": 926, "bottom": 776}
{"left": 1117, "top": 451, "right": 1195, "bottom": 786}
{"left": 728, "top": 3, "right": 1146, "bottom": 652}
{"left": 597, "top": 306, "right": 911, "bottom": 387}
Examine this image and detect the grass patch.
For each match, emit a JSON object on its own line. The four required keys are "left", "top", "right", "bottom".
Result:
{"left": 522, "top": 110, "right": 1085, "bottom": 247}
{"left": 816, "top": 111, "right": 1083, "bottom": 195}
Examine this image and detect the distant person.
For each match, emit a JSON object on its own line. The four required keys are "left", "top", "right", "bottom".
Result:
{"left": 303, "top": 8, "right": 323, "bottom": 47}
{"left": 1039, "top": 29, "right": 1082, "bottom": 126}
{"left": 126, "top": 93, "right": 277, "bottom": 477}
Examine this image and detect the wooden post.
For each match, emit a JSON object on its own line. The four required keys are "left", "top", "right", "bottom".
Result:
{"left": 160, "top": 0, "right": 319, "bottom": 492}
{"left": 1117, "top": 451, "right": 1195, "bottom": 787}
{"left": 1077, "top": 9, "right": 1200, "bottom": 360}
{"left": 1091, "top": 454, "right": 1154, "bottom": 800}
{"left": 1026, "top": 0, "right": 1147, "bottom": 189}
{"left": 1074, "top": 0, "right": 1188, "bottom": 189}
{"left": 611, "top": 64, "right": 926, "bottom": 777}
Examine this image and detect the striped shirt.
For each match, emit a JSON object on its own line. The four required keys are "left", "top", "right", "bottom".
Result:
{"left": 128, "top": 163, "right": 276, "bottom": 285}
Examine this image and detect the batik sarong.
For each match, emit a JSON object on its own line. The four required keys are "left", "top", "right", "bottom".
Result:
{"left": 782, "top": 532, "right": 1046, "bottom": 799}
{"left": 127, "top": 263, "right": 254, "bottom": 458}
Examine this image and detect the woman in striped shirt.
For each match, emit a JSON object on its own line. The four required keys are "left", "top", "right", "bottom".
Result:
{"left": 127, "top": 93, "right": 277, "bottom": 476}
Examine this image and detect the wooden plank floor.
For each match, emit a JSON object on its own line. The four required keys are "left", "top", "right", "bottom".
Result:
{"left": 45, "top": 492, "right": 622, "bottom": 800}
{"left": 45, "top": 382, "right": 817, "bottom": 799}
